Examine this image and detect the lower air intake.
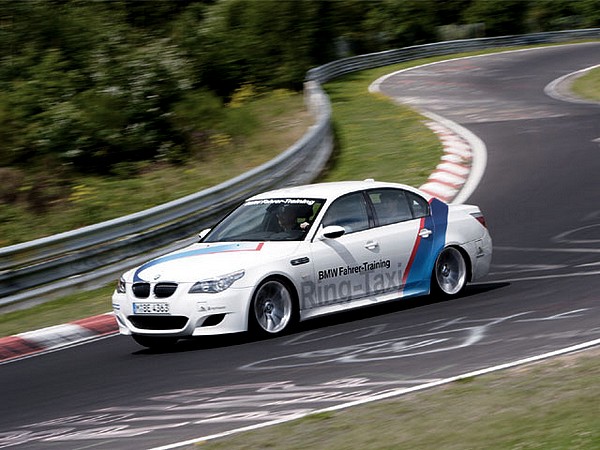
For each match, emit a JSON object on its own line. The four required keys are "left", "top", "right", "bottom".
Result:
{"left": 201, "top": 314, "right": 226, "bottom": 327}
{"left": 128, "top": 316, "right": 188, "bottom": 330}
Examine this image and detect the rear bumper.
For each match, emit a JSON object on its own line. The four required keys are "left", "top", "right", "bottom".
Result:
{"left": 471, "top": 233, "right": 492, "bottom": 281}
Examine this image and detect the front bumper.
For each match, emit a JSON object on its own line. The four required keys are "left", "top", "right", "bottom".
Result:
{"left": 112, "top": 283, "right": 253, "bottom": 337}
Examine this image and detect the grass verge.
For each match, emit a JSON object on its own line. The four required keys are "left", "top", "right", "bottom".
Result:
{"left": 193, "top": 348, "right": 600, "bottom": 450}
{"left": 320, "top": 69, "right": 442, "bottom": 186}
{"left": 0, "top": 285, "right": 115, "bottom": 337}
{"left": 571, "top": 66, "right": 600, "bottom": 101}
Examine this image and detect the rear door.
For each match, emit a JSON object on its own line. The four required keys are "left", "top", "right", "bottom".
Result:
{"left": 367, "top": 189, "right": 447, "bottom": 297}
{"left": 365, "top": 188, "right": 420, "bottom": 299}
{"left": 401, "top": 194, "right": 448, "bottom": 295}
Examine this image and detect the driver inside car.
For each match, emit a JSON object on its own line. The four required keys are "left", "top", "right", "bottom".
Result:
{"left": 274, "top": 204, "right": 313, "bottom": 234}
{"left": 276, "top": 205, "right": 300, "bottom": 231}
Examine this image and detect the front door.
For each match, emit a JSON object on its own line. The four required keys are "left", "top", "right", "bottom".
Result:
{"left": 302, "top": 192, "right": 379, "bottom": 310}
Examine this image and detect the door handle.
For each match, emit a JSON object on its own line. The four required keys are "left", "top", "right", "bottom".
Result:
{"left": 364, "top": 240, "right": 379, "bottom": 250}
{"left": 419, "top": 228, "right": 433, "bottom": 239}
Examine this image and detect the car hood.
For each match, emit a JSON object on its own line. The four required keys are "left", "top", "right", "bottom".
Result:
{"left": 127, "top": 241, "right": 302, "bottom": 283}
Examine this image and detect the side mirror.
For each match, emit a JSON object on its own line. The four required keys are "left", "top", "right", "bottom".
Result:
{"left": 198, "top": 228, "right": 211, "bottom": 241}
{"left": 319, "top": 225, "right": 346, "bottom": 240}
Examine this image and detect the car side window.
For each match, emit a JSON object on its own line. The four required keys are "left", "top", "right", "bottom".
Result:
{"left": 369, "top": 189, "right": 413, "bottom": 226}
{"left": 321, "top": 192, "right": 370, "bottom": 233}
{"left": 406, "top": 192, "right": 430, "bottom": 218}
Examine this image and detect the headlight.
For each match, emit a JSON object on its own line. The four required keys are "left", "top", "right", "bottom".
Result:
{"left": 189, "top": 270, "right": 245, "bottom": 294}
{"left": 116, "top": 277, "right": 126, "bottom": 294}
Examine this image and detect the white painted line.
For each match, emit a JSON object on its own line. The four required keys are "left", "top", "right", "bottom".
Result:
{"left": 441, "top": 154, "right": 468, "bottom": 164}
{"left": 0, "top": 333, "right": 117, "bottom": 367}
{"left": 495, "top": 245, "right": 600, "bottom": 254}
{"left": 576, "top": 261, "right": 600, "bottom": 268}
{"left": 148, "top": 339, "right": 600, "bottom": 450}
{"left": 423, "top": 177, "right": 460, "bottom": 191}
{"left": 441, "top": 143, "right": 473, "bottom": 159}
{"left": 544, "top": 64, "right": 600, "bottom": 105}
{"left": 483, "top": 268, "right": 600, "bottom": 284}
{"left": 436, "top": 162, "right": 470, "bottom": 177}
{"left": 439, "top": 138, "right": 471, "bottom": 152}
{"left": 419, "top": 182, "right": 456, "bottom": 201}
{"left": 429, "top": 170, "right": 466, "bottom": 186}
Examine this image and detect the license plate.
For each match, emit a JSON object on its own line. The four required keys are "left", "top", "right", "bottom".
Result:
{"left": 133, "top": 302, "right": 170, "bottom": 314}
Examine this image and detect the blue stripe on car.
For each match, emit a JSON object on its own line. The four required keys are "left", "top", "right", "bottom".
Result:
{"left": 404, "top": 198, "right": 449, "bottom": 290}
{"left": 133, "top": 243, "right": 263, "bottom": 282}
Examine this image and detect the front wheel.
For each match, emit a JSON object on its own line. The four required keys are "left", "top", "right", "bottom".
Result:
{"left": 432, "top": 247, "right": 467, "bottom": 297}
{"left": 250, "top": 279, "right": 296, "bottom": 336}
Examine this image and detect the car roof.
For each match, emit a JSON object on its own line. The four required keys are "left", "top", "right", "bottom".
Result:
{"left": 248, "top": 179, "right": 430, "bottom": 202}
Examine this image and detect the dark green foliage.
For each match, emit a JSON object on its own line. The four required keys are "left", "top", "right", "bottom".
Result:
{"left": 0, "top": 0, "right": 594, "bottom": 178}
{"left": 463, "top": 0, "right": 531, "bottom": 36}
{"left": 527, "top": 0, "right": 600, "bottom": 31}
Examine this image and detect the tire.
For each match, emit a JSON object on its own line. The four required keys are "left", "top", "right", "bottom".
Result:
{"left": 132, "top": 335, "right": 178, "bottom": 349}
{"left": 250, "top": 279, "right": 296, "bottom": 336}
{"left": 432, "top": 247, "right": 468, "bottom": 297}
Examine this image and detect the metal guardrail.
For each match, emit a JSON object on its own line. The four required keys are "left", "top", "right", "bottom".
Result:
{"left": 1, "top": 28, "right": 598, "bottom": 310}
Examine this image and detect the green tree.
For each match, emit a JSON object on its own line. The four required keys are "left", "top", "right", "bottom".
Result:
{"left": 190, "top": 0, "right": 350, "bottom": 96}
{"left": 577, "top": 0, "right": 600, "bottom": 27}
{"left": 463, "top": 0, "right": 529, "bottom": 36}
{"left": 527, "top": 0, "right": 587, "bottom": 31}
{"left": 0, "top": 1, "right": 199, "bottom": 173}
{"left": 362, "top": 0, "right": 439, "bottom": 49}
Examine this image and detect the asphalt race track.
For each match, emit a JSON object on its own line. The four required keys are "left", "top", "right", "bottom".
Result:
{"left": 1, "top": 43, "right": 599, "bottom": 450}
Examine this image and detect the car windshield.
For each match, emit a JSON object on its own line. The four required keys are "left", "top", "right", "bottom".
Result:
{"left": 203, "top": 198, "right": 326, "bottom": 242}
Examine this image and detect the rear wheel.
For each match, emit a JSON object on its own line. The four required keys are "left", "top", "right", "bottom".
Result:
{"left": 251, "top": 279, "right": 296, "bottom": 336}
{"left": 132, "top": 335, "right": 178, "bottom": 349}
{"left": 432, "top": 247, "right": 467, "bottom": 297}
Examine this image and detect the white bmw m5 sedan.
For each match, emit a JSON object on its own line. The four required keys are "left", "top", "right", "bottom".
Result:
{"left": 112, "top": 180, "right": 492, "bottom": 348}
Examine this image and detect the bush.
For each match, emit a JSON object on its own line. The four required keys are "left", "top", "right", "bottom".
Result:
{"left": 0, "top": 3, "right": 199, "bottom": 175}
{"left": 0, "top": 168, "right": 24, "bottom": 204}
